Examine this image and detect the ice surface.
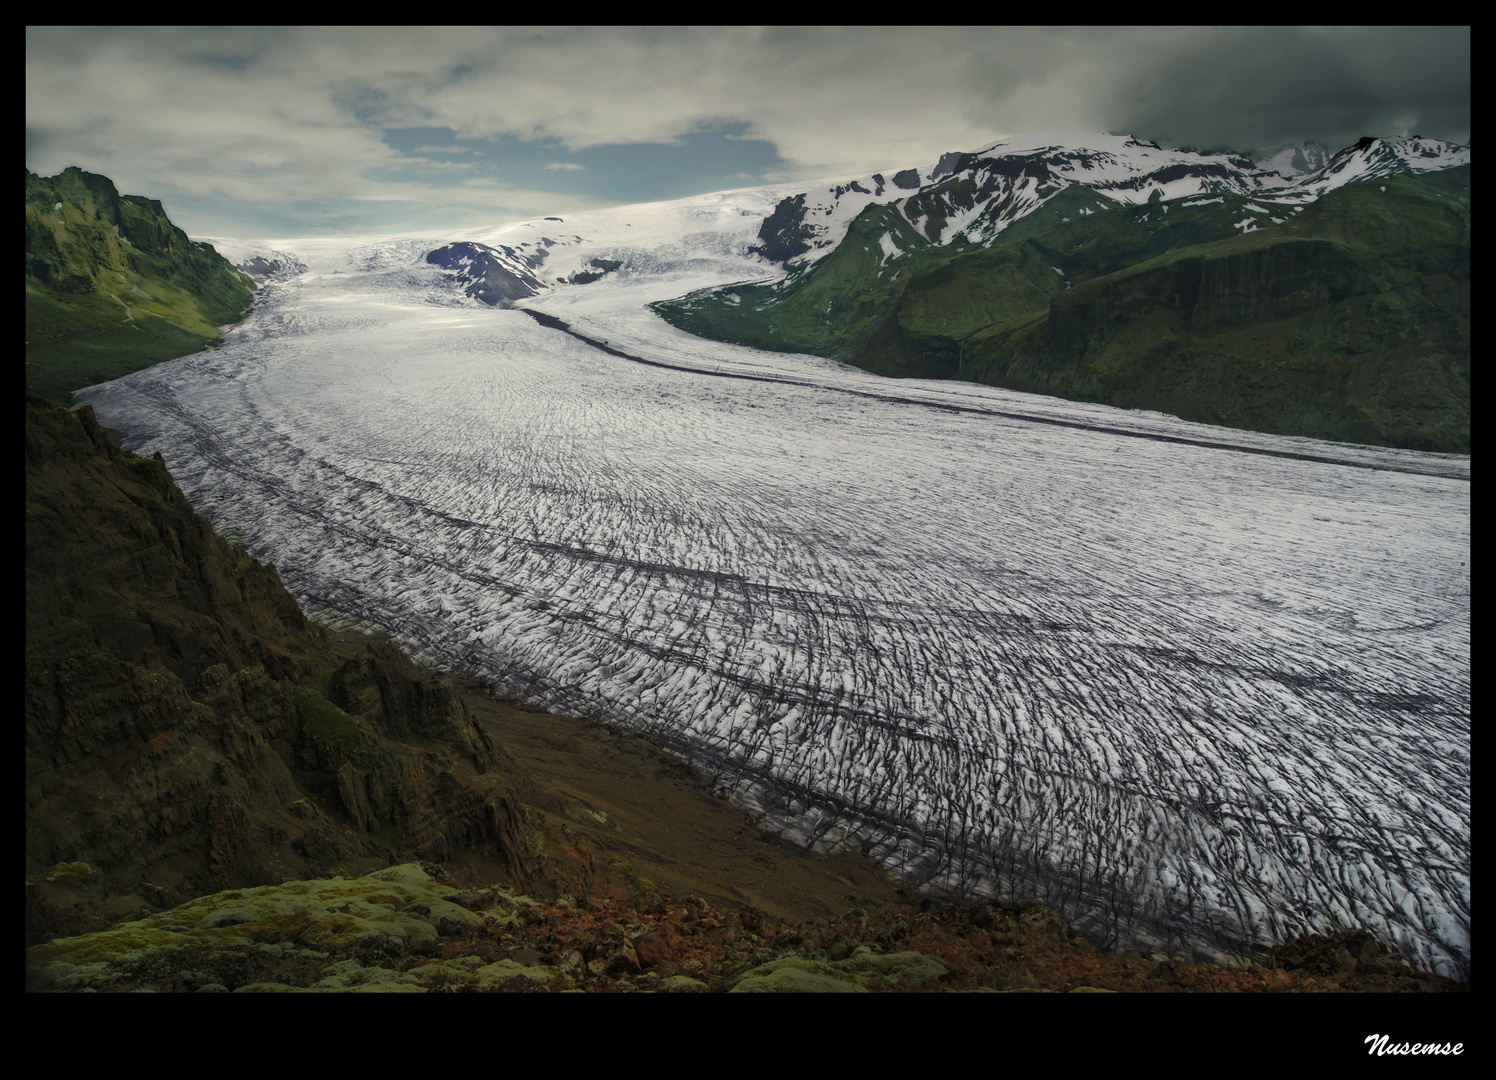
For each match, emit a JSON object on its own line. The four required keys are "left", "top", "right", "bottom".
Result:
{"left": 82, "top": 201, "right": 1470, "bottom": 980}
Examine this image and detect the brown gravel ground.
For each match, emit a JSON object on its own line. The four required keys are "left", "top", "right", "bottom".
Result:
{"left": 326, "top": 624, "right": 1468, "bottom": 996}
{"left": 419, "top": 881, "right": 1467, "bottom": 994}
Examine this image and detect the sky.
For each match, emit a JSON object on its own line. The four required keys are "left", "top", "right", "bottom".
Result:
{"left": 26, "top": 26, "right": 1471, "bottom": 239}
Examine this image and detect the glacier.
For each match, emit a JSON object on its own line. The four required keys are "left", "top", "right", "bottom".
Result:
{"left": 79, "top": 181, "right": 1470, "bottom": 981}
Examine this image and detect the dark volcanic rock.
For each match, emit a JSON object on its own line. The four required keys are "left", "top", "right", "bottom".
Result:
{"left": 426, "top": 242, "right": 544, "bottom": 306}
{"left": 236, "top": 254, "right": 307, "bottom": 283}
{"left": 750, "top": 194, "right": 817, "bottom": 263}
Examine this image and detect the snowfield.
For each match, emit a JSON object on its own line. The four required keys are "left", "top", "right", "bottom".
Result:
{"left": 81, "top": 200, "right": 1470, "bottom": 980}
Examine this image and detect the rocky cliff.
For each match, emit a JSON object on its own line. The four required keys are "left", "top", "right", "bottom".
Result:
{"left": 25, "top": 395, "right": 544, "bottom": 944}
{"left": 25, "top": 167, "right": 255, "bottom": 406}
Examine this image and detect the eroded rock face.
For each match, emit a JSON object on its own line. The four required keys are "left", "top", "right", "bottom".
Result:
{"left": 25, "top": 398, "right": 323, "bottom": 686}
{"left": 426, "top": 241, "right": 544, "bottom": 306}
{"left": 25, "top": 397, "right": 544, "bottom": 944}
{"left": 750, "top": 194, "right": 817, "bottom": 263}
{"left": 329, "top": 640, "right": 492, "bottom": 762}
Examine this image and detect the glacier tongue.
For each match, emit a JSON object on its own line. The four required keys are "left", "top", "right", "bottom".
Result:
{"left": 79, "top": 225, "right": 1470, "bottom": 981}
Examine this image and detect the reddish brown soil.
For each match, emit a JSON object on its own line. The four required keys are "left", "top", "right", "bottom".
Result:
{"left": 344, "top": 627, "right": 1466, "bottom": 994}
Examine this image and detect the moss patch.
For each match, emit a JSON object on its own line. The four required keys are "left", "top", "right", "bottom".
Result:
{"left": 292, "top": 688, "right": 364, "bottom": 749}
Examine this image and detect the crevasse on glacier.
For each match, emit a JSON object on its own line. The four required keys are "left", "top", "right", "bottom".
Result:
{"left": 80, "top": 218, "right": 1470, "bottom": 981}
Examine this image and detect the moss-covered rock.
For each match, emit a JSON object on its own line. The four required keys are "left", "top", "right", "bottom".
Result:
{"left": 25, "top": 864, "right": 498, "bottom": 992}
{"left": 726, "top": 945, "right": 948, "bottom": 992}
{"left": 728, "top": 955, "right": 870, "bottom": 993}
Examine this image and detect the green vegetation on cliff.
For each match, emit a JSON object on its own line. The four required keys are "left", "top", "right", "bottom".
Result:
{"left": 25, "top": 396, "right": 542, "bottom": 945}
{"left": 25, "top": 167, "right": 256, "bottom": 405}
{"left": 656, "top": 167, "right": 1470, "bottom": 452}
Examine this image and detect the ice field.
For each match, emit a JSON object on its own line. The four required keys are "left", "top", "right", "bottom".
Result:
{"left": 79, "top": 218, "right": 1471, "bottom": 979}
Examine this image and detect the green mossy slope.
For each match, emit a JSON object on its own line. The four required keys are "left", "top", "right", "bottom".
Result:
{"left": 25, "top": 167, "right": 256, "bottom": 405}
{"left": 656, "top": 167, "right": 1470, "bottom": 452}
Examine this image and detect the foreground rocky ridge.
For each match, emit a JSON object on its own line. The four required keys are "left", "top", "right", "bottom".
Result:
{"left": 24, "top": 394, "right": 1466, "bottom": 992}
{"left": 28, "top": 862, "right": 1461, "bottom": 993}
{"left": 25, "top": 395, "right": 546, "bottom": 943}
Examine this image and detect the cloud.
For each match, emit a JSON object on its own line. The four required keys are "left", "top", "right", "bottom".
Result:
{"left": 544, "top": 162, "right": 586, "bottom": 172}
{"left": 27, "top": 27, "right": 397, "bottom": 201}
{"left": 1090, "top": 26, "right": 1473, "bottom": 154}
{"left": 26, "top": 26, "right": 1470, "bottom": 235}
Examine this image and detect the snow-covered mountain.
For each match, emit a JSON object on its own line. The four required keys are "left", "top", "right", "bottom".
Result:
{"left": 1256, "top": 141, "right": 1332, "bottom": 177}
{"left": 645, "top": 132, "right": 1469, "bottom": 451}
{"left": 1289, "top": 135, "right": 1470, "bottom": 192}
{"left": 87, "top": 134, "right": 1471, "bottom": 981}
{"left": 206, "top": 133, "right": 1469, "bottom": 317}
{"left": 702, "top": 132, "right": 1470, "bottom": 271}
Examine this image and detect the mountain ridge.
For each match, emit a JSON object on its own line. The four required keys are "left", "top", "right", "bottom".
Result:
{"left": 25, "top": 166, "right": 256, "bottom": 406}
{"left": 650, "top": 134, "right": 1470, "bottom": 451}
{"left": 24, "top": 394, "right": 549, "bottom": 943}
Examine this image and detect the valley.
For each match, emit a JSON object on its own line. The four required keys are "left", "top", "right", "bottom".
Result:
{"left": 78, "top": 209, "right": 1470, "bottom": 980}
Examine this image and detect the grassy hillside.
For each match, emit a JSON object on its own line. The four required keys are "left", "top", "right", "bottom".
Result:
{"left": 656, "top": 167, "right": 1470, "bottom": 452}
{"left": 25, "top": 167, "right": 256, "bottom": 405}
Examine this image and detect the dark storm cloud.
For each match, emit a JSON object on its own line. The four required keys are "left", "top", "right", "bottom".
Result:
{"left": 1097, "top": 26, "right": 1470, "bottom": 155}
{"left": 27, "top": 26, "right": 1470, "bottom": 236}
